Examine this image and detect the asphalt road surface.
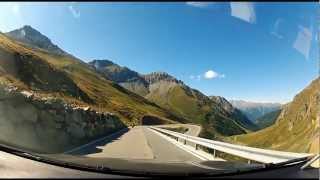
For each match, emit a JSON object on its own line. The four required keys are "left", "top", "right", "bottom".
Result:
{"left": 69, "top": 125, "right": 202, "bottom": 162}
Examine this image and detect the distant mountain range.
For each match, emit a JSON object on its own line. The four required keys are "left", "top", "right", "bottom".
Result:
{"left": 230, "top": 100, "right": 282, "bottom": 122}
{"left": 89, "top": 59, "right": 258, "bottom": 138}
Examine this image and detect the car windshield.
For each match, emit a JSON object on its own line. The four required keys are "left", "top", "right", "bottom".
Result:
{"left": 0, "top": 2, "right": 319, "bottom": 176}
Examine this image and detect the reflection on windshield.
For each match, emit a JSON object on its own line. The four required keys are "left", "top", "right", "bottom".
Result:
{"left": 0, "top": 2, "right": 318, "bottom": 174}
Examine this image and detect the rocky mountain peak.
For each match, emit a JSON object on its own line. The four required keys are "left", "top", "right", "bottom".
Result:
{"left": 5, "top": 25, "right": 66, "bottom": 55}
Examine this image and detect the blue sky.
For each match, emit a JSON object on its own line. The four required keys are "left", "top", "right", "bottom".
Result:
{"left": 0, "top": 2, "right": 318, "bottom": 103}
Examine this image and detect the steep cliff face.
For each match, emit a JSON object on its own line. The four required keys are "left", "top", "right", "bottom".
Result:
{"left": 0, "top": 84, "right": 126, "bottom": 153}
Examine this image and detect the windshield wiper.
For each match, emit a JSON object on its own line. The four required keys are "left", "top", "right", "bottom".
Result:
{"left": 265, "top": 156, "right": 312, "bottom": 169}
{"left": 300, "top": 155, "right": 320, "bottom": 170}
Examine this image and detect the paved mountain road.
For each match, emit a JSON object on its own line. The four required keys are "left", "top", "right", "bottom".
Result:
{"left": 69, "top": 125, "right": 203, "bottom": 162}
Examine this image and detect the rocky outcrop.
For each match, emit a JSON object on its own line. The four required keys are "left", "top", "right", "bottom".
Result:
{"left": 142, "top": 72, "right": 183, "bottom": 85}
{"left": 0, "top": 84, "right": 126, "bottom": 153}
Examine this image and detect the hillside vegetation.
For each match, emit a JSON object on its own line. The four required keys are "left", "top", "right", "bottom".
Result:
{"left": 255, "top": 109, "right": 281, "bottom": 129}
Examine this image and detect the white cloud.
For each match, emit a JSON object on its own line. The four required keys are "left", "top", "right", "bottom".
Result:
{"left": 230, "top": 2, "right": 256, "bottom": 24}
{"left": 197, "top": 75, "right": 201, "bottom": 81}
{"left": 204, "top": 70, "right": 218, "bottom": 79}
{"left": 204, "top": 70, "right": 225, "bottom": 79}
{"left": 69, "top": 5, "right": 80, "bottom": 19}
{"left": 189, "top": 75, "right": 195, "bottom": 79}
{"left": 186, "top": 2, "right": 215, "bottom": 8}
{"left": 293, "top": 25, "right": 312, "bottom": 60}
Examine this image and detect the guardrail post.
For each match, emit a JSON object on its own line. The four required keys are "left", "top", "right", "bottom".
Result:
{"left": 213, "top": 149, "right": 216, "bottom": 159}
{"left": 195, "top": 144, "right": 198, "bottom": 150}
{"left": 184, "top": 139, "right": 186, "bottom": 145}
{"left": 248, "top": 160, "right": 251, "bottom": 164}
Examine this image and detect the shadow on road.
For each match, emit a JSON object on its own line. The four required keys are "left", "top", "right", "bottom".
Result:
{"left": 68, "top": 128, "right": 130, "bottom": 156}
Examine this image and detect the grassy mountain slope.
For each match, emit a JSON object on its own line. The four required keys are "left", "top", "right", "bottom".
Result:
{"left": 228, "top": 78, "right": 320, "bottom": 154}
{"left": 0, "top": 32, "right": 186, "bottom": 126}
{"left": 255, "top": 109, "right": 281, "bottom": 129}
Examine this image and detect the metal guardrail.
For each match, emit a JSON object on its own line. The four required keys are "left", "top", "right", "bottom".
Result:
{"left": 149, "top": 126, "right": 314, "bottom": 164}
